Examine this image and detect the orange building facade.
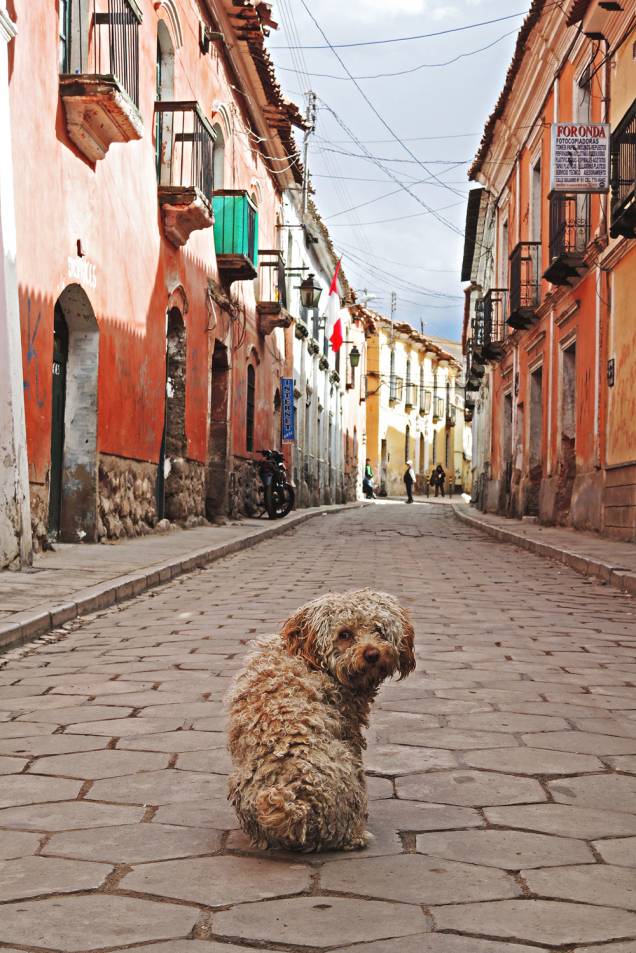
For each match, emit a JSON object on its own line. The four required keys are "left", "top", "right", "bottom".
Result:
{"left": 462, "top": 0, "right": 636, "bottom": 540}
{"left": 8, "top": 0, "right": 307, "bottom": 550}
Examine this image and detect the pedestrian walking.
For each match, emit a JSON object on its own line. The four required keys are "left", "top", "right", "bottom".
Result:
{"left": 362, "top": 458, "right": 376, "bottom": 499}
{"left": 403, "top": 460, "right": 416, "bottom": 504}
{"left": 433, "top": 463, "right": 446, "bottom": 498}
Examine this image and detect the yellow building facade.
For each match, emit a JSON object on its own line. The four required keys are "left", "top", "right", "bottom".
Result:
{"left": 359, "top": 309, "right": 468, "bottom": 498}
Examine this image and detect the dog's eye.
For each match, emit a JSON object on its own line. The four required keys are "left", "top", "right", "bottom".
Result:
{"left": 338, "top": 629, "right": 355, "bottom": 641}
{"left": 375, "top": 626, "right": 387, "bottom": 640}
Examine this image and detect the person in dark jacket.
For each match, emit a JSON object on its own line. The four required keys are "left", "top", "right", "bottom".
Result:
{"left": 403, "top": 460, "right": 416, "bottom": 504}
{"left": 432, "top": 463, "right": 446, "bottom": 497}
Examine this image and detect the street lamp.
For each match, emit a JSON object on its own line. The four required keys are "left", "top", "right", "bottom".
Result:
{"left": 349, "top": 345, "right": 360, "bottom": 369}
{"left": 299, "top": 273, "right": 322, "bottom": 310}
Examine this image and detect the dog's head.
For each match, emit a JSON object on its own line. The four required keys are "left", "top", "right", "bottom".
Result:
{"left": 280, "top": 589, "right": 415, "bottom": 691}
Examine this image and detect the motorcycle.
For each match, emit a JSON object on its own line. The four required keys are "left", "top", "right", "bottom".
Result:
{"left": 257, "top": 449, "right": 295, "bottom": 519}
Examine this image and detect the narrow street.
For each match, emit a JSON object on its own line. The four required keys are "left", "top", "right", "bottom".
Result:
{"left": 1, "top": 503, "right": 635, "bottom": 952}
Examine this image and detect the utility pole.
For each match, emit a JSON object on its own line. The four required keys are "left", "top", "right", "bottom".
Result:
{"left": 390, "top": 291, "right": 397, "bottom": 348}
{"left": 302, "top": 91, "right": 317, "bottom": 214}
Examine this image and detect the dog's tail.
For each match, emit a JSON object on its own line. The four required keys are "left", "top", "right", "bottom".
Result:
{"left": 254, "top": 784, "right": 310, "bottom": 847}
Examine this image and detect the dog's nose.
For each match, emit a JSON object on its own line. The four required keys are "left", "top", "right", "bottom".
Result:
{"left": 364, "top": 647, "right": 380, "bottom": 664}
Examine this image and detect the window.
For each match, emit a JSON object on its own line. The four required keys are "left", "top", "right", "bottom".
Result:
{"left": 246, "top": 364, "right": 255, "bottom": 452}
{"left": 212, "top": 123, "right": 225, "bottom": 190}
{"left": 59, "top": 0, "right": 71, "bottom": 73}
{"left": 389, "top": 349, "right": 396, "bottom": 400}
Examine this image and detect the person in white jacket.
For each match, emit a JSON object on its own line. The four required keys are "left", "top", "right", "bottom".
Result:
{"left": 403, "top": 460, "right": 416, "bottom": 504}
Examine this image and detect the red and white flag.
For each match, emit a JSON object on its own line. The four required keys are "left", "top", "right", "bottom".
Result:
{"left": 326, "top": 258, "right": 343, "bottom": 352}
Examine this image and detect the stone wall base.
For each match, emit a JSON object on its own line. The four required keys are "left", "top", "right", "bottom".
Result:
{"left": 29, "top": 483, "right": 49, "bottom": 554}
{"left": 98, "top": 455, "right": 158, "bottom": 540}
{"left": 602, "top": 462, "right": 636, "bottom": 541}
{"left": 165, "top": 457, "right": 206, "bottom": 526}
{"left": 228, "top": 458, "right": 262, "bottom": 518}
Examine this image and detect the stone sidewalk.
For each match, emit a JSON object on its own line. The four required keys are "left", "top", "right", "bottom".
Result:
{"left": 0, "top": 504, "right": 362, "bottom": 651}
{"left": 0, "top": 502, "right": 635, "bottom": 951}
{"left": 454, "top": 502, "right": 636, "bottom": 595}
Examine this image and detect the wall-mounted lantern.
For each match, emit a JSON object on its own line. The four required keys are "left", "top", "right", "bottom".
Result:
{"left": 349, "top": 345, "right": 361, "bottom": 369}
{"left": 299, "top": 273, "right": 322, "bottom": 310}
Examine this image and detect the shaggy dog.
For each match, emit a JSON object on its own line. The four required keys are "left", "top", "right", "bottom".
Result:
{"left": 227, "top": 589, "right": 415, "bottom": 852}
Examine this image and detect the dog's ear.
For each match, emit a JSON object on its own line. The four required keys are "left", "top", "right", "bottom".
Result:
{"left": 397, "top": 613, "right": 416, "bottom": 680}
{"left": 280, "top": 607, "right": 319, "bottom": 667}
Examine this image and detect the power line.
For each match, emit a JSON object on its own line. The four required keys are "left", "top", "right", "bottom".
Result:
{"left": 269, "top": 11, "right": 529, "bottom": 49}
{"left": 271, "top": 28, "right": 519, "bottom": 80}
{"left": 323, "top": 165, "right": 467, "bottom": 221}
{"left": 327, "top": 201, "right": 465, "bottom": 228}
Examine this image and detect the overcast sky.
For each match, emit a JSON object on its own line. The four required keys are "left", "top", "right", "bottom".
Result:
{"left": 266, "top": 0, "right": 525, "bottom": 342}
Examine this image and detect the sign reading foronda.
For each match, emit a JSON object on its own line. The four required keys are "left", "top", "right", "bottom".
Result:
{"left": 550, "top": 122, "right": 610, "bottom": 193}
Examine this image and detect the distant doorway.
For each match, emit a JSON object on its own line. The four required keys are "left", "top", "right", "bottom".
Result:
{"left": 206, "top": 340, "right": 230, "bottom": 517}
{"left": 48, "top": 285, "right": 99, "bottom": 542}
{"left": 157, "top": 307, "right": 186, "bottom": 520}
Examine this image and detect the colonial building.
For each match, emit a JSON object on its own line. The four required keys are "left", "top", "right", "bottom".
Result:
{"left": 281, "top": 193, "right": 366, "bottom": 507}
{"left": 9, "top": 0, "right": 307, "bottom": 552}
{"left": 462, "top": 0, "right": 636, "bottom": 540}
{"left": 360, "top": 308, "right": 466, "bottom": 498}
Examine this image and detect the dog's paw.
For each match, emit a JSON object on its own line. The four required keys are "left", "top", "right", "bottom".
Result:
{"left": 343, "top": 830, "right": 374, "bottom": 851}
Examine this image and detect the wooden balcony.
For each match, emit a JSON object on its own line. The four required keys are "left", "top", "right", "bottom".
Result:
{"left": 256, "top": 250, "right": 292, "bottom": 335}
{"left": 59, "top": 0, "right": 143, "bottom": 162}
{"left": 508, "top": 242, "right": 541, "bottom": 330}
{"left": 156, "top": 102, "right": 215, "bottom": 247}
{"left": 610, "top": 98, "right": 636, "bottom": 240}
{"left": 544, "top": 192, "right": 590, "bottom": 285}
{"left": 213, "top": 190, "right": 259, "bottom": 284}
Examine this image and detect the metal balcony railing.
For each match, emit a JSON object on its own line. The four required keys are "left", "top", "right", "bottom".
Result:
{"left": 389, "top": 376, "right": 404, "bottom": 403}
{"left": 419, "top": 388, "right": 432, "bottom": 414}
{"left": 155, "top": 102, "right": 215, "bottom": 202}
{"left": 544, "top": 192, "right": 590, "bottom": 284}
{"left": 405, "top": 383, "right": 418, "bottom": 407}
{"left": 432, "top": 396, "right": 445, "bottom": 421}
{"left": 509, "top": 242, "right": 541, "bottom": 327}
{"left": 61, "top": 0, "right": 142, "bottom": 107}
{"left": 610, "top": 98, "right": 636, "bottom": 239}
{"left": 257, "top": 250, "right": 287, "bottom": 310}
{"left": 483, "top": 288, "right": 508, "bottom": 356}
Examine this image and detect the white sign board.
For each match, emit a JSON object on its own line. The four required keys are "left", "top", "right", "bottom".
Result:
{"left": 550, "top": 122, "right": 610, "bottom": 193}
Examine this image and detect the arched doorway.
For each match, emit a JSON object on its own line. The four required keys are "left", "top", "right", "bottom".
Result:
{"left": 49, "top": 284, "right": 99, "bottom": 542}
{"left": 157, "top": 307, "right": 186, "bottom": 520}
{"left": 206, "top": 340, "right": 230, "bottom": 517}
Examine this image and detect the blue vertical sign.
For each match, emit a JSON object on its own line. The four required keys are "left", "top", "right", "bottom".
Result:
{"left": 281, "top": 378, "right": 295, "bottom": 443}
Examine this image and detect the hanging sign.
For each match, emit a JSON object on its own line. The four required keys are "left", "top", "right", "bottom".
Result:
{"left": 550, "top": 122, "right": 610, "bottom": 192}
{"left": 281, "top": 378, "right": 295, "bottom": 443}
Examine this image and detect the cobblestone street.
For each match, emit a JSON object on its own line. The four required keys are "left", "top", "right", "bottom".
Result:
{"left": 1, "top": 502, "right": 636, "bottom": 952}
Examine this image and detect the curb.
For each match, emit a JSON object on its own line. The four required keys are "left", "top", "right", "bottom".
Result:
{"left": 0, "top": 503, "right": 365, "bottom": 654}
{"left": 452, "top": 504, "right": 636, "bottom": 597}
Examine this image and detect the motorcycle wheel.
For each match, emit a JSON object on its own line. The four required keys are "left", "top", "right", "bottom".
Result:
{"left": 265, "top": 482, "right": 295, "bottom": 519}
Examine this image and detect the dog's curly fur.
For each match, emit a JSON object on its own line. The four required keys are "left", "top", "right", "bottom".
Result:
{"left": 227, "top": 589, "right": 415, "bottom": 852}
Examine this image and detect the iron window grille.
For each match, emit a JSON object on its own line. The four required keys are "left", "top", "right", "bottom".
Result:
{"left": 548, "top": 192, "right": 590, "bottom": 263}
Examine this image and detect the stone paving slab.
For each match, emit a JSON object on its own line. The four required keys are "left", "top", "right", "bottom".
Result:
{"left": 454, "top": 500, "right": 636, "bottom": 594}
{"left": 0, "top": 503, "right": 363, "bottom": 651}
{"left": 0, "top": 502, "right": 635, "bottom": 952}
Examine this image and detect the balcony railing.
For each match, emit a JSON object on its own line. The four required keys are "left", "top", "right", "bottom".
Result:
{"left": 544, "top": 192, "right": 590, "bottom": 285}
{"left": 213, "top": 190, "right": 259, "bottom": 283}
{"left": 405, "top": 383, "right": 418, "bottom": 408}
{"left": 61, "top": 0, "right": 142, "bottom": 105}
{"left": 256, "top": 250, "right": 292, "bottom": 335}
{"left": 476, "top": 288, "right": 508, "bottom": 360}
{"left": 419, "top": 388, "right": 432, "bottom": 415}
{"left": 59, "top": 0, "right": 143, "bottom": 161}
{"left": 446, "top": 403, "right": 457, "bottom": 427}
{"left": 155, "top": 102, "right": 216, "bottom": 246}
{"left": 508, "top": 242, "right": 541, "bottom": 330}
{"left": 610, "top": 98, "right": 636, "bottom": 239}
{"left": 432, "top": 396, "right": 445, "bottom": 421}
{"left": 389, "top": 376, "right": 404, "bottom": 403}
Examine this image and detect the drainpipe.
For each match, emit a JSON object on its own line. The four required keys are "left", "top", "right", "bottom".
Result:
{"left": 0, "top": 5, "right": 32, "bottom": 568}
